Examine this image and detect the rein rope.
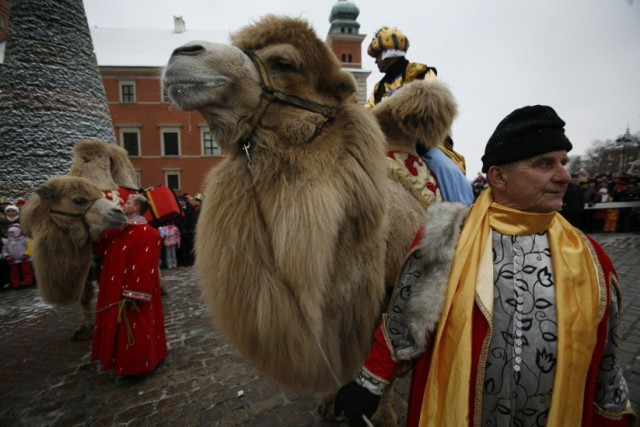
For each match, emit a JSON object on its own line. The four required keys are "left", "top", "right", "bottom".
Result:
{"left": 250, "top": 189, "right": 343, "bottom": 388}
{"left": 89, "top": 298, "right": 140, "bottom": 346}
{"left": 238, "top": 49, "right": 374, "bottom": 426}
{"left": 251, "top": 190, "right": 374, "bottom": 427}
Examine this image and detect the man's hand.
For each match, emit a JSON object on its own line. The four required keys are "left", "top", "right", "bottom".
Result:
{"left": 333, "top": 381, "right": 380, "bottom": 427}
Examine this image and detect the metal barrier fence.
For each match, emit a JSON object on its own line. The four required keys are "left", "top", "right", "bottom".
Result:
{"left": 584, "top": 201, "right": 640, "bottom": 210}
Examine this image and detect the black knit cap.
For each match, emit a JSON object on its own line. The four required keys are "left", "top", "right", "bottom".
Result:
{"left": 481, "top": 105, "right": 573, "bottom": 173}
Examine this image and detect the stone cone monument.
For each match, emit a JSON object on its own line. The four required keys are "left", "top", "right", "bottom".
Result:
{"left": 0, "top": 0, "right": 115, "bottom": 200}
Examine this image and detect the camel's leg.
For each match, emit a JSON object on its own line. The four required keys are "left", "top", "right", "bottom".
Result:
{"left": 370, "top": 386, "right": 398, "bottom": 427}
{"left": 317, "top": 390, "right": 339, "bottom": 422}
{"left": 71, "top": 263, "right": 98, "bottom": 341}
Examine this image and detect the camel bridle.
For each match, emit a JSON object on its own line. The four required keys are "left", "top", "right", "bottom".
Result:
{"left": 240, "top": 49, "right": 338, "bottom": 173}
{"left": 49, "top": 199, "right": 96, "bottom": 241}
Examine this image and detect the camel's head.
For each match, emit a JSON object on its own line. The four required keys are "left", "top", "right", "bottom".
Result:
{"left": 21, "top": 176, "right": 128, "bottom": 306}
{"left": 163, "top": 15, "right": 356, "bottom": 151}
{"left": 372, "top": 79, "right": 458, "bottom": 154}
{"left": 22, "top": 176, "right": 128, "bottom": 243}
{"left": 69, "top": 140, "right": 139, "bottom": 190}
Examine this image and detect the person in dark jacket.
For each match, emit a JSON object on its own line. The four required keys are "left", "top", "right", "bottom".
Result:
{"left": 562, "top": 180, "right": 585, "bottom": 229}
{"left": 175, "top": 196, "right": 196, "bottom": 266}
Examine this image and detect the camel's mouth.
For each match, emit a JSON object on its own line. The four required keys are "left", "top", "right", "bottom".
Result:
{"left": 102, "top": 209, "right": 128, "bottom": 228}
{"left": 163, "top": 75, "right": 231, "bottom": 109}
{"left": 165, "top": 76, "right": 229, "bottom": 90}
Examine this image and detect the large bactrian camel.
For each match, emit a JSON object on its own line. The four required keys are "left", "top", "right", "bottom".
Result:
{"left": 163, "top": 13, "right": 457, "bottom": 415}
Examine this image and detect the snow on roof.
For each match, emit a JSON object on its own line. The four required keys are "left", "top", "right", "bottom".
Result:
{"left": 89, "top": 27, "right": 229, "bottom": 67}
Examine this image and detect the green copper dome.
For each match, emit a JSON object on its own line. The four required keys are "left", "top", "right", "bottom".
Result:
{"left": 328, "top": 0, "right": 360, "bottom": 34}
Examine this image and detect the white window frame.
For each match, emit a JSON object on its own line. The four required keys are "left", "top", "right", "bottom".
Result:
{"left": 164, "top": 170, "right": 181, "bottom": 192}
{"left": 119, "top": 127, "right": 141, "bottom": 157}
{"left": 161, "top": 127, "right": 181, "bottom": 156}
{"left": 201, "top": 128, "right": 221, "bottom": 156}
{"left": 119, "top": 80, "right": 136, "bottom": 103}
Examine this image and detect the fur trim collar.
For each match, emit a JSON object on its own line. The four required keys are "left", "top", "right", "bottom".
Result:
{"left": 395, "top": 202, "right": 469, "bottom": 360}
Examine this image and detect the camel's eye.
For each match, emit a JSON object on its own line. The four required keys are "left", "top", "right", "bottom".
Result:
{"left": 271, "top": 59, "right": 296, "bottom": 73}
{"left": 72, "top": 197, "right": 89, "bottom": 205}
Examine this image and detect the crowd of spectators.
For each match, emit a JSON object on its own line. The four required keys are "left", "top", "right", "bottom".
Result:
{"left": 562, "top": 173, "right": 640, "bottom": 233}
{"left": 0, "top": 197, "right": 33, "bottom": 289}
{"left": 0, "top": 189, "right": 204, "bottom": 290}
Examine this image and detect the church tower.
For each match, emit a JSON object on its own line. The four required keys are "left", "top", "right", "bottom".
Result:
{"left": 326, "top": 0, "right": 370, "bottom": 105}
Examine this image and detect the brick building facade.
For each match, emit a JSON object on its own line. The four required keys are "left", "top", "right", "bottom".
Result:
{"left": 1, "top": 1, "right": 368, "bottom": 196}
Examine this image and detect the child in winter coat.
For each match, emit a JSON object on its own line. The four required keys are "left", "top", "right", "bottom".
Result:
{"left": 1, "top": 224, "right": 34, "bottom": 288}
{"left": 162, "top": 223, "right": 181, "bottom": 269}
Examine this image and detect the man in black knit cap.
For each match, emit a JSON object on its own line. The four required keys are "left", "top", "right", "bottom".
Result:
{"left": 334, "top": 105, "right": 635, "bottom": 426}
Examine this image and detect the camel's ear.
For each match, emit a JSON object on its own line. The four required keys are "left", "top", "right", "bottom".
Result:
{"left": 325, "top": 70, "right": 356, "bottom": 102}
{"left": 36, "top": 184, "right": 54, "bottom": 200}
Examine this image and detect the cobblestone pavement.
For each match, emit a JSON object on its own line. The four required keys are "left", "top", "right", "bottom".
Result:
{"left": 1, "top": 232, "right": 638, "bottom": 426}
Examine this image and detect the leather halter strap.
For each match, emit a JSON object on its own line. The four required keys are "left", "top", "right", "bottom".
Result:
{"left": 243, "top": 49, "right": 338, "bottom": 119}
{"left": 49, "top": 199, "right": 96, "bottom": 241}
{"left": 239, "top": 50, "right": 338, "bottom": 172}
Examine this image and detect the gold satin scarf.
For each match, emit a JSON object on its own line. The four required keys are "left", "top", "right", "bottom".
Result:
{"left": 419, "top": 189, "right": 602, "bottom": 426}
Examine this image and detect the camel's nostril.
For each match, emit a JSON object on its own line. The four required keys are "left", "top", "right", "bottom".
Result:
{"left": 172, "top": 44, "right": 205, "bottom": 56}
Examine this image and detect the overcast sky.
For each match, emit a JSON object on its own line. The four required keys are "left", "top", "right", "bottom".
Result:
{"left": 82, "top": 0, "right": 640, "bottom": 178}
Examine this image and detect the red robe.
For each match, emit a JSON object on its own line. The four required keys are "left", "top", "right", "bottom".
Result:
{"left": 91, "top": 224, "right": 167, "bottom": 376}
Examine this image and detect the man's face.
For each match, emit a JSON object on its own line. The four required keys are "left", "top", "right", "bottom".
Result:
{"left": 491, "top": 150, "right": 572, "bottom": 213}
{"left": 375, "top": 53, "right": 398, "bottom": 73}
{"left": 123, "top": 198, "right": 138, "bottom": 216}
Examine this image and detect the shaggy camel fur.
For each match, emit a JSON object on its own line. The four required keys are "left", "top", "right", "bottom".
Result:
{"left": 21, "top": 176, "right": 127, "bottom": 305}
{"left": 69, "top": 139, "right": 139, "bottom": 339}
{"left": 23, "top": 140, "right": 138, "bottom": 340}
{"left": 163, "top": 15, "right": 456, "bottom": 402}
{"left": 69, "top": 139, "right": 139, "bottom": 201}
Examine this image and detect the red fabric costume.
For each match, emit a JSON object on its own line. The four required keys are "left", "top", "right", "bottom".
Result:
{"left": 91, "top": 224, "right": 167, "bottom": 376}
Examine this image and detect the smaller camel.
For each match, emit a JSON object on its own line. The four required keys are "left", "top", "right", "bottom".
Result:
{"left": 21, "top": 176, "right": 128, "bottom": 306}
{"left": 25, "top": 140, "right": 140, "bottom": 340}
{"left": 69, "top": 139, "right": 140, "bottom": 206}
{"left": 67, "top": 140, "right": 141, "bottom": 340}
